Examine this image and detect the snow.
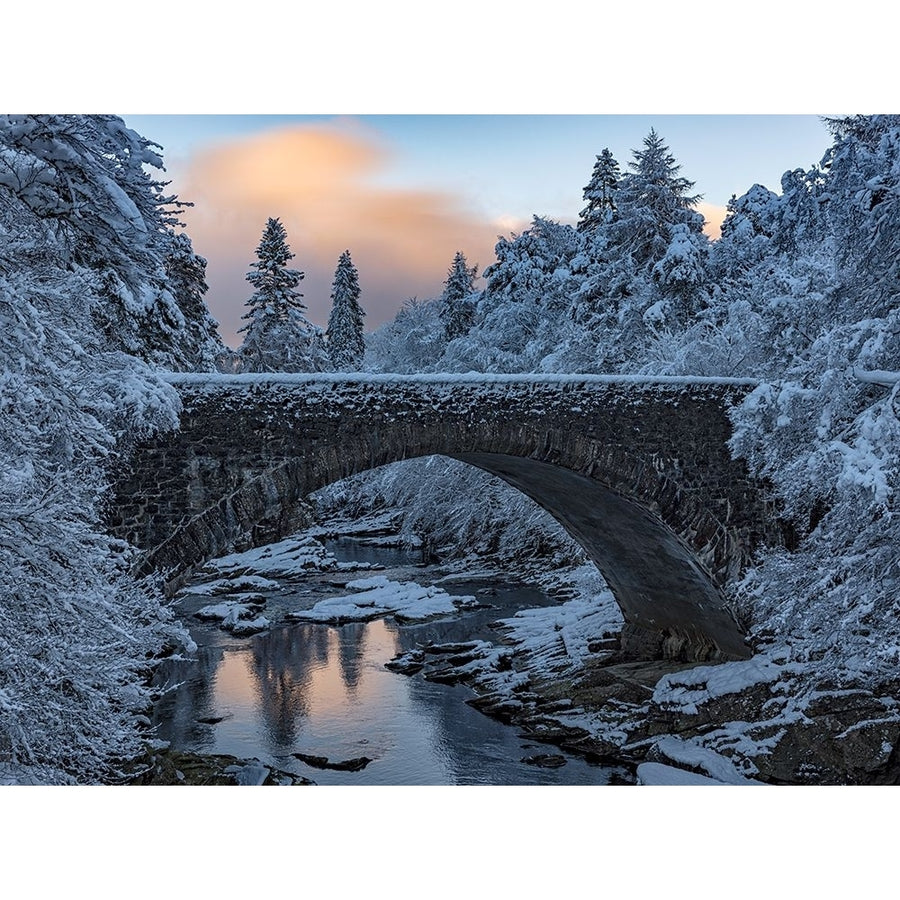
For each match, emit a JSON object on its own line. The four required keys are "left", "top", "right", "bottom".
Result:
{"left": 497, "top": 590, "right": 623, "bottom": 672}
{"left": 291, "top": 578, "right": 474, "bottom": 624}
{"left": 166, "top": 371, "right": 758, "bottom": 388}
{"left": 181, "top": 574, "right": 281, "bottom": 596}
{"left": 194, "top": 599, "right": 269, "bottom": 634}
{"left": 195, "top": 600, "right": 255, "bottom": 621}
{"left": 649, "top": 736, "right": 760, "bottom": 784}
{"left": 228, "top": 616, "right": 271, "bottom": 636}
{"left": 202, "top": 536, "right": 336, "bottom": 577}
{"left": 636, "top": 762, "right": 725, "bottom": 786}
{"left": 224, "top": 760, "right": 271, "bottom": 786}
{"left": 344, "top": 575, "right": 392, "bottom": 590}
{"left": 852, "top": 368, "right": 900, "bottom": 387}
{"left": 652, "top": 658, "right": 789, "bottom": 715}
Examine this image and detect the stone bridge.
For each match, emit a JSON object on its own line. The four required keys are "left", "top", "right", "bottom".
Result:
{"left": 108, "top": 373, "right": 781, "bottom": 663}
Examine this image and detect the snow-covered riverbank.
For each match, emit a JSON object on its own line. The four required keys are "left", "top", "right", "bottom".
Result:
{"left": 157, "top": 508, "right": 900, "bottom": 786}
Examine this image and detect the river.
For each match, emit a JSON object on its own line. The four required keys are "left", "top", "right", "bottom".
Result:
{"left": 150, "top": 538, "right": 617, "bottom": 785}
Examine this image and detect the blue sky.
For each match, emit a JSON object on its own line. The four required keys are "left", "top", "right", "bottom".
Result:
{"left": 123, "top": 114, "right": 834, "bottom": 345}
{"left": 127, "top": 113, "right": 830, "bottom": 218}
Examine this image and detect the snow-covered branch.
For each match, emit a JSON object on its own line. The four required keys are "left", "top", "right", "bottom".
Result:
{"left": 852, "top": 367, "right": 900, "bottom": 387}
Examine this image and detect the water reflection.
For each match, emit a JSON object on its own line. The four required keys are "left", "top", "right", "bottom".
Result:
{"left": 336, "top": 622, "right": 368, "bottom": 696}
{"left": 152, "top": 554, "right": 613, "bottom": 785}
{"left": 249, "top": 625, "right": 325, "bottom": 746}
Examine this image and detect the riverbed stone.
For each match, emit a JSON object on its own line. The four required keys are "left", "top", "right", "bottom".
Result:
{"left": 522, "top": 754, "right": 567, "bottom": 768}
{"left": 125, "top": 749, "right": 313, "bottom": 786}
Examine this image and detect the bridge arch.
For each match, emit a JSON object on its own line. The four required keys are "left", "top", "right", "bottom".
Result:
{"left": 109, "top": 375, "right": 779, "bottom": 663}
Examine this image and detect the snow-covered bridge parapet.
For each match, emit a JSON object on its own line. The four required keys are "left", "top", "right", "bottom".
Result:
{"left": 109, "top": 373, "right": 780, "bottom": 663}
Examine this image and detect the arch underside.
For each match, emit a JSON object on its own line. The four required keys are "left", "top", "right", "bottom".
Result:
{"left": 146, "top": 448, "right": 750, "bottom": 663}
{"left": 452, "top": 453, "right": 749, "bottom": 661}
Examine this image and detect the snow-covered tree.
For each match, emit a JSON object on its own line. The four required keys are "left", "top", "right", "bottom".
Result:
{"left": 0, "top": 115, "right": 194, "bottom": 783}
{"left": 447, "top": 217, "right": 590, "bottom": 372}
{"left": 0, "top": 114, "right": 221, "bottom": 371}
{"left": 439, "top": 251, "right": 478, "bottom": 341}
{"left": 577, "top": 129, "right": 710, "bottom": 359}
{"left": 325, "top": 250, "right": 366, "bottom": 370}
{"left": 608, "top": 129, "right": 704, "bottom": 271}
{"left": 713, "top": 184, "right": 781, "bottom": 280}
{"left": 163, "top": 233, "right": 225, "bottom": 371}
{"left": 366, "top": 296, "right": 444, "bottom": 373}
{"left": 702, "top": 115, "right": 900, "bottom": 684}
{"left": 578, "top": 148, "right": 621, "bottom": 233}
{"left": 238, "top": 217, "right": 326, "bottom": 373}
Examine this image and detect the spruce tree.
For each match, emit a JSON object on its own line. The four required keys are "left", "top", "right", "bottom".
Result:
{"left": 238, "top": 217, "right": 324, "bottom": 372}
{"left": 326, "top": 250, "right": 366, "bottom": 370}
{"left": 439, "top": 250, "right": 478, "bottom": 341}
{"left": 578, "top": 148, "right": 621, "bottom": 232}
{"left": 163, "top": 232, "right": 225, "bottom": 371}
{"left": 609, "top": 129, "right": 704, "bottom": 270}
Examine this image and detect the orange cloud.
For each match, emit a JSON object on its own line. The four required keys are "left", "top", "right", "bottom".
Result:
{"left": 699, "top": 202, "right": 727, "bottom": 240}
{"left": 175, "top": 123, "right": 504, "bottom": 347}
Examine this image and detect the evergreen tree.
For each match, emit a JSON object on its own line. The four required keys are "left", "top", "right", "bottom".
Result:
{"left": 609, "top": 128, "right": 705, "bottom": 272}
{"left": 439, "top": 251, "right": 478, "bottom": 341}
{"left": 578, "top": 148, "right": 621, "bottom": 232}
{"left": 325, "top": 250, "right": 366, "bottom": 370}
{"left": 163, "top": 233, "right": 225, "bottom": 371}
{"left": 238, "top": 217, "right": 324, "bottom": 372}
{"left": 603, "top": 129, "right": 709, "bottom": 327}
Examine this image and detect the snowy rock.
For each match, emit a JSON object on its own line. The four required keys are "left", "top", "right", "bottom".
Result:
{"left": 227, "top": 616, "right": 271, "bottom": 636}
{"left": 195, "top": 601, "right": 256, "bottom": 622}
{"left": 385, "top": 649, "right": 426, "bottom": 675}
{"left": 636, "top": 763, "right": 724, "bottom": 786}
{"left": 224, "top": 761, "right": 271, "bottom": 786}
{"left": 182, "top": 575, "right": 281, "bottom": 596}
{"left": 645, "top": 736, "right": 759, "bottom": 784}
{"left": 194, "top": 600, "right": 270, "bottom": 635}
{"left": 291, "top": 578, "right": 473, "bottom": 625}
{"left": 203, "top": 536, "right": 337, "bottom": 578}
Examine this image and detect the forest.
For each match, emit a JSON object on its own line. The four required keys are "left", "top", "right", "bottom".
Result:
{"left": 1, "top": 114, "right": 899, "bottom": 784}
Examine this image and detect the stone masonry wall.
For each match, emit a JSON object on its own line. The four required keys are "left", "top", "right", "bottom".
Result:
{"left": 107, "top": 375, "right": 780, "bottom": 661}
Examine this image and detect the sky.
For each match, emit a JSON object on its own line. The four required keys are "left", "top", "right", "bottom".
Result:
{"left": 124, "top": 114, "right": 833, "bottom": 348}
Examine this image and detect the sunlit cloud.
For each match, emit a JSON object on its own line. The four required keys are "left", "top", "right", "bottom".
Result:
{"left": 170, "top": 122, "right": 733, "bottom": 348}
{"left": 175, "top": 122, "right": 505, "bottom": 347}
{"left": 699, "top": 202, "right": 727, "bottom": 240}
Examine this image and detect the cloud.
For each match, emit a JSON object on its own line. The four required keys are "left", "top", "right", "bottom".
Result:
{"left": 171, "top": 123, "right": 733, "bottom": 348}
{"left": 698, "top": 202, "right": 727, "bottom": 240}
{"left": 174, "top": 122, "right": 505, "bottom": 347}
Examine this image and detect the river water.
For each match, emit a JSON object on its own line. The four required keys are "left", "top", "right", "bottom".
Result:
{"left": 151, "top": 539, "right": 615, "bottom": 785}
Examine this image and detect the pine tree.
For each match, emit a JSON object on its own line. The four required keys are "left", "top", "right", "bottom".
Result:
{"left": 325, "top": 250, "right": 366, "bottom": 370}
{"left": 238, "top": 217, "right": 324, "bottom": 372}
{"left": 578, "top": 148, "right": 621, "bottom": 232}
{"left": 609, "top": 128, "right": 704, "bottom": 271}
{"left": 163, "top": 233, "right": 225, "bottom": 371}
{"left": 439, "top": 250, "right": 478, "bottom": 341}
{"left": 242, "top": 217, "right": 305, "bottom": 326}
{"left": 603, "top": 129, "right": 709, "bottom": 326}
